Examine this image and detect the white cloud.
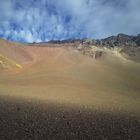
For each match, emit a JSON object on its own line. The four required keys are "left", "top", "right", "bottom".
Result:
{"left": 0, "top": 0, "right": 140, "bottom": 42}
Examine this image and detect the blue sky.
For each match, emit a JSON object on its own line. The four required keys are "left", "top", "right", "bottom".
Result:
{"left": 0, "top": 0, "right": 140, "bottom": 43}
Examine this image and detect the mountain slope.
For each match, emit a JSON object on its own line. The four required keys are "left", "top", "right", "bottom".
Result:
{"left": 0, "top": 39, "right": 140, "bottom": 112}
{"left": 0, "top": 38, "right": 140, "bottom": 139}
{"left": 0, "top": 39, "right": 33, "bottom": 71}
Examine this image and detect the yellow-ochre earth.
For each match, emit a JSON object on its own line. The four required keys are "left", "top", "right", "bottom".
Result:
{"left": 0, "top": 39, "right": 140, "bottom": 139}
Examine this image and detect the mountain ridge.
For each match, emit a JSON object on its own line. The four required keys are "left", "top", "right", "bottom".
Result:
{"left": 29, "top": 33, "right": 140, "bottom": 48}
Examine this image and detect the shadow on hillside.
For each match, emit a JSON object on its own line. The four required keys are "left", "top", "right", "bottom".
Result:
{"left": 0, "top": 96, "right": 140, "bottom": 140}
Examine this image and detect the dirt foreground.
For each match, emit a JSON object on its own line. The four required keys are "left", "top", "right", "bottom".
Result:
{"left": 0, "top": 39, "right": 140, "bottom": 139}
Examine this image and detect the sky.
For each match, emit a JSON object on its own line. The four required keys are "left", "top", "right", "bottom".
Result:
{"left": 0, "top": 0, "right": 140, "bottom": 43}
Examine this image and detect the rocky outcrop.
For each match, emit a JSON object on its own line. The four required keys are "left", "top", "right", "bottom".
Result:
{"left": 30, "top": 34, "right": 140, "bottom": 48}
{"left": 95, "top": 34, "right": 140, "bottom": 47}
{"left": 29, "top": 34, "right": 140, "bottom": 60}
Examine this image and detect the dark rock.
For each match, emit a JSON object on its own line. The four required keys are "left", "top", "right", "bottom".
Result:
{"left": 99, "top": 34, "right": 139, "bottom": 47}
{"left": 95, "top": 51, "right": 103, "bottom": 59}
{"left": 28, "top": 33, "right": 140, "bottom": 48}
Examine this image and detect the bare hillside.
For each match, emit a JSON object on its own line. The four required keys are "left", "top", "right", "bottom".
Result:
{"left": 0, "top": 39, "right": 140, "bottom": 139}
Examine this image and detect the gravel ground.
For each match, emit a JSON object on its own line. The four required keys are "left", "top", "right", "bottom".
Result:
{"left": 0, "top": 97, "right": 140, "bottom": 140}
